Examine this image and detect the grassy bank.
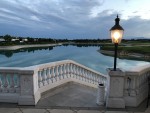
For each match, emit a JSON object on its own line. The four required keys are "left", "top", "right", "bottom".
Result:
{"left": 101, "top": 46, "right": 150, "bottom": 55}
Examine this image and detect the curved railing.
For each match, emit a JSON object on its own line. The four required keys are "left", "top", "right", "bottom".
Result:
{"left": 0, "top": 60, "right": 107, "bottom": 105}
{"left": 28, "top": 60, "right": 107, "bottom": 93}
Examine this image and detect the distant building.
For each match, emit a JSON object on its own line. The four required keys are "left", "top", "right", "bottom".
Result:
{"left": 22, "top": 38, "right": 28, "bottom": 42}
{"left": 0, "top": 38, "right": 5, "bottom": 42}
{"left": 11, "top": 38, "right": 19, "bottom": 41}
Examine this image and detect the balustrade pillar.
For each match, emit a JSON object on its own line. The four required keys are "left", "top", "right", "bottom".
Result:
{"left": 106, "top": 68, "right": 125, "bottom": 108}
{"left": 18, "top": 70, "right": 40, "bottom": 105}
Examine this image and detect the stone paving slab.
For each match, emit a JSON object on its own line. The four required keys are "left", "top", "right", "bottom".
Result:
{"left": 49, "top": 109, "right": 74, "bottom": 113}
{"left": 36, "top": 82, "right": 99, "bottom": 108}
{"left": 20, "top": 108, "right": 47, "bottom": 113}
{"left": 77, "top": 110, "right": 102, "bottom": 113}
{"left": 0, "top": 108, "right": 20, "bottom": 113}
{"left": 0, "top": 108, "right": 150, "bottom": 113}
{"left": 0, "top": 82, "right": 150, "bottom": 113}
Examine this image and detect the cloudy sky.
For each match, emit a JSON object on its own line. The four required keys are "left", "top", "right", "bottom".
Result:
{"left": 0, "top": 0, "right": 150, "bottom": 39}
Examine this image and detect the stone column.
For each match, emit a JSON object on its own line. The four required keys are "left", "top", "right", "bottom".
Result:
{"left": 106, "top": 68, "right": 125, "bottom": 108}
{"left": 18, "top": 70, "right": 41, "bottom": 105}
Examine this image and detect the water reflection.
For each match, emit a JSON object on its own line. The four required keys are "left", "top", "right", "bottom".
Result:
{"left": 0, "top": 45, "right": 149, "bottom": 74}
{"left": 0, "top": 44, "right": 101, "bottom": 58}
{"left": 0, "top": 46, "right": 54, "bottom": 58}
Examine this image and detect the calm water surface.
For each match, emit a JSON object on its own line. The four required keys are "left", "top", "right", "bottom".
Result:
{"left": 0, "top": 45, "right": 149, "bottom": 74}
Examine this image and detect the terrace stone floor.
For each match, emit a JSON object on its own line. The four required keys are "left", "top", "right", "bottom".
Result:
{"left": 0, "top": 82, "right": 150, "bottom": 113}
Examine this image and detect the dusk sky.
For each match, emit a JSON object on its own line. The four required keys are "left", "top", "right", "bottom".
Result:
{"left": 0, "top": 0, "right": 150, "bottom": 39}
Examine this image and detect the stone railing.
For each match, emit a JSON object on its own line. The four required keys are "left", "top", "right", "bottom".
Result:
{"left": 0, "top": 68, "right": 37, "bottom": 105}
{"left": 124, "top": 64, "right": 150, "bottom": 107}
{"left": 0, "top": 60, "right": 107, "bottom": 105}
{"left": 34, "top": 60, "right": 107, "bottom": 93}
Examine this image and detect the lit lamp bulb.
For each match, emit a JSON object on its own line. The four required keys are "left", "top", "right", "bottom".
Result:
{"left": 110, "top": 15, "right": 124, "bottom": 44}
{"left": 111, "top": 30, "right": 123, "bottom": 44}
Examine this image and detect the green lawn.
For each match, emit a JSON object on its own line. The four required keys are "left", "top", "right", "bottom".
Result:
{"left": 101, "top": 45, "right": 150, "bottom": 55}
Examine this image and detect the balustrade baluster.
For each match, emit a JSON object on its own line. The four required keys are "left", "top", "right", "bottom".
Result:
{"left": 95, "top": 74, "right": 99, "bottom": 84}
{"left": 62, "top": 64, "right": 65, "bottom": 79}
{"left": 93, "top": 73, "right": 96, "bottom": 84}
{"left": 67, "top": 63, "right": 70, "bottom": 78}
{"left": 90, "top": 71, "right": 92, "bottom": 83}
{"left": 38, "top": 71, "right": 43, "bottom": 87}
{"left": 84, "top": 69, "right": 86, "bottom": 82}
{"left": 70, "top": 63, "right": 73, "bottom": 78}
{"left": 60, "top": 65, "right": 63, "bottom": 80}
{"left": 98, "top": 76, "right": 102, "bottom": 84}
{"left": 76, "top": 66, "right": 79, "bottom": 79}
{"left": 72, "top": 64, "right": 75, "bottom": 78}
{"left": 47, "top": 68, "right": 51, "bottom": 84}
{"left": 76, "top": 65, "right": 78, "bottom": 79}
{"left": 51, "top": 67, "right": 55, "bottom": 82}
{"left": 0, "top": 75, "right": 2, "bottom": 92}
{"left": 78, "top": 67, "right": 81, "bottom": 80}
{"left": 79, "top": 67, "right": 82, "bottom": 80}
{"left": 89, "top": 71, "right": 92, "bottom": 83}
{"left": 64, "top": 64, "right": 67, "bottom": 78}
{"left": 9, "top": 74, "right": 15, "bottom": 93}
{"left": 43, "top": 69, "right": 48, "bottom": 85}
{"left": 15, "top": 75, "right": 20, "bottom": 93}
{"left": 69, "top": 63, "right": 72, "bottom": 78}
{"left": 58, "top": 65, "right": 61, "bottom": 80}
{"left": 86, "top": 71, "right": 89, "bottom": 83}
{"left": 55, "top": 66, "right": 58, "bottom": 81}
{"left": 81, "top": 68, "right": 84, "bottom": 81}
{"left": 3, "top": 74, "right": 9, "bottom": 93}
{"left": 66, "top": 64, "right": 68, "bottom": 78}
{"left": 91, "top": 73, "right": 94, "bottom": 84}
{"left": 84, "top": 69, "right": 86, "bottom": 81}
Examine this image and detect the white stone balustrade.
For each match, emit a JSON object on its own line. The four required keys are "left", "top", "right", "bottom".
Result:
{"left": 30, "top": 60, "right": 107, "bottom": 94}
{"left": 124, "top": 64, "right": 150, "bottom": 107}
{"left": 0, "top": 60, "right": 149, "bottom": 107}
{"left": 0, "top": 60, "right": 107, "bottom": 105}
{"left": 0, "top": 68, "right": 39, "bottom": 105}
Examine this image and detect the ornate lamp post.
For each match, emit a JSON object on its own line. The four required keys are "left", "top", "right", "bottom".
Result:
{"left": 106, "top": 15, "right": 125, "bottom": 108}
{"left": 110, "top": 15, "right": 124, "bottom": 71}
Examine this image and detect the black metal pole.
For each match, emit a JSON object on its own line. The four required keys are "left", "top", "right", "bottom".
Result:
{"left": 114, "top": 43, "right": 118, "bottom": 71}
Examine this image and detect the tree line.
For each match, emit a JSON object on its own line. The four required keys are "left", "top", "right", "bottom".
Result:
{"left": 0, "top": 34, "right": 149, "bottom": 46}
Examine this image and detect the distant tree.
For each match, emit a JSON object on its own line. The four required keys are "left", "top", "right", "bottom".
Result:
{"left": 3, "top": 34, "right": 12, "bottom": 42}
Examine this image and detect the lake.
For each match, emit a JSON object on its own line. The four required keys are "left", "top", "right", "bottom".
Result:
{"left": 0, "top": 45, "right": 149, "bottom": 74}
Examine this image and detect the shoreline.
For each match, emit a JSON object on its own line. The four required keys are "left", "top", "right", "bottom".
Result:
{"left": 99, "top": 50, "right": 150, "bottom": 62}
{"left": 0, "top": 43, "right": 62, "bottom": 50}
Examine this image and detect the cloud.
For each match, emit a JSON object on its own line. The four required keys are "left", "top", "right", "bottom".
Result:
{"left": 0, "top": 0, "right": 150, "bottom": 39}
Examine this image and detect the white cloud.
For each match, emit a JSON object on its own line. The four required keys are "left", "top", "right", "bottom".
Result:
{"left": 30, "top": 15, "right": 40, "bottom": 21}
{"left": 0, "top": 0, "right": 150, "bottom": 39}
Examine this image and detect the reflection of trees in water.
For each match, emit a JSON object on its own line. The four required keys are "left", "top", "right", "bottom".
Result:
{"left": 0, "top": 46, "right": 54, "bottom": 58}
{"left": 0, "top": 44, "right": 100, "bottom": 58}
{"left": 62, "top": 44, "right": 101, "bottom": 47}
{"left": 74, "top": 44, "right": 100, "bottom": 47}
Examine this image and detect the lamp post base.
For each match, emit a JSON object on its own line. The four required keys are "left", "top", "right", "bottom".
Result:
{"left": 106, "top": 68, "right": 125, "bottom": 108}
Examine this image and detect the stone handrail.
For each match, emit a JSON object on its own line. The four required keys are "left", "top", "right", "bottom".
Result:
{"left": 124, "top": 64, "right": 150, "bottom": 107}
{"left": 0, "top": 60, "right": 107, "bottom": 105}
